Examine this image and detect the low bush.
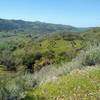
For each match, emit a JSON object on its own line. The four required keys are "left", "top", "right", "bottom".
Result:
{"left": 76, "top": 45, "right": 100, "bottom": 67}
{"left": 0, "top": 53, "right": 17, "bottom": 71}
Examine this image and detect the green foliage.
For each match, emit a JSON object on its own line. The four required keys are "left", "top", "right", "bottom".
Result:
{"left": 0, "top": 72, "right": 38, "bottom": 100}
{"left": 0, "top": 51, "right": 17, "bottom": 71}
{"left": 0, "top": 20, "right": 100, "bottom": 100}
{"left": 77, "top": 45, "right": 100, "bottom": 67}
{"left": 25, "top": 67, "right": 100, "bottom": 100}
{"left": 22, "top": 52, "right": 42, "bottom": 72}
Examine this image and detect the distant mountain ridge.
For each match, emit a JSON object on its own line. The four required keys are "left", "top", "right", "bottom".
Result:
{"left": 0, "top": 18, "right": 89, "bottom": 35}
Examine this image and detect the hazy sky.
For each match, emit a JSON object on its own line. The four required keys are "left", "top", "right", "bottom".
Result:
{"left": 0, "top": 0, "right": 100, "bottom": 27}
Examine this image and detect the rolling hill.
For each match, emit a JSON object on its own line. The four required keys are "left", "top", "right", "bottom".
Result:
{"left": 0, "top": 18, "right": 100, "bottom": 100}
{"left": 0, "top": 18, "right": 88, "bottom": 35}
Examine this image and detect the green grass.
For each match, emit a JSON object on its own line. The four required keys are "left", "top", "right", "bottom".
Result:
{"left": 40, "top": 38, "right": 83, "bottom": 53}
{"left": 25, "top": 67, "right": 100, "bottom": 100}
{"left": 10, "top": 35, "right": 84, "bottom": 67}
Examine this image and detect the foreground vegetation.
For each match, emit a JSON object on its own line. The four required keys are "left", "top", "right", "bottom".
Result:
{"left": 25, "top": 66, "right": 100, "bottom": 100}
{"left": 0, "top": 19, "right": 100, "bottom": 100}
{"left": 0, "top": 43, "right": 100, "bottom": 99}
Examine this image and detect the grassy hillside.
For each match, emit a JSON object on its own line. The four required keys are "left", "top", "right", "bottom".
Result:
{"left": 0, "top": 41, "right": 100, "bottom": 99}
{"left": 0, "top": 32, "right": 87, "bottom": 74}
{"left": 0, "top": 20, "right": 100, "bottom": 100}
{"left": 25, "top": 67, "right": 100, "bottom": 100}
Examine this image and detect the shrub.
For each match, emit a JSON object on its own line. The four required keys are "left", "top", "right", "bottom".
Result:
{"left": 76, "top": 45, "right": 100, "bottom": 67}
{"left": 22, "top": 52, "right": 42, "bottom": 72}
{"left": 0, "top": 53, "right": 17, "bottom": 71}
{"left": 44, "top": 50, "right": 55, "bottom": 59}
{"left": 34, "top": 52, "right": 42, "bottom": 60}
{"left": 22, "top": 54, "right": 35, "bottom": 72}
{"left": 0, "top": 73, "right": 38, "bottom": 100}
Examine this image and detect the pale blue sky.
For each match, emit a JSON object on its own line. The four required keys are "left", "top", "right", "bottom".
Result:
{"left": 0, "top": 0, "right": 100, "bottom": 27}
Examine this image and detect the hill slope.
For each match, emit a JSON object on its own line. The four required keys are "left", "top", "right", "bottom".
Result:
{"left": 25, "top": 66, "right": 100, "bottom": 100}
{"left": 0, "top": 18, "right": 88, "bottom": 35}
